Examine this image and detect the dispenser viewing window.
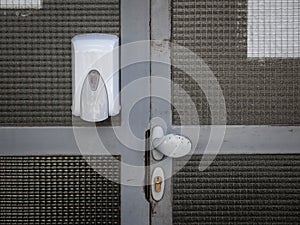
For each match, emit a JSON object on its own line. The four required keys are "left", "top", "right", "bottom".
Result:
{"left": 71, "top": 34, "right": 120, "bottom": 122}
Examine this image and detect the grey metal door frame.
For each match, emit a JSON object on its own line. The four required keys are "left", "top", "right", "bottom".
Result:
{"left": 0, "top": 0, "right": 151, "bottom": 224}
{"left": 149, "top": 0, "right": 300, "bottom": 224}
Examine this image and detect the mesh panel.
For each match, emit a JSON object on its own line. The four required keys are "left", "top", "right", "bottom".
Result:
{"left": 0, "top": 0, "right": 42, "bottom": 9}
{"left": 173, "top": 154, "right": 300, "bottom": 225}
{"left": 248, "top": 0, "right": 299, "bottom": 58}
{"left": 0, "top": 0, "right": 120, "bottom": 126}
{"left": 171, "top": 0, "right": 300, "bottom": 125}
{"left": 0, "top": 155, "right": 120, "bottom": 225}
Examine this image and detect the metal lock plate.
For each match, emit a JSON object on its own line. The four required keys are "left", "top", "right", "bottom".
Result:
{"left": 151, "top": 167, "right": 164, "bottom": 201}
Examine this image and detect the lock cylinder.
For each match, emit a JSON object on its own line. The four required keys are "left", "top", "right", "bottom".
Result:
{"left": 151, "top": 167, "right": 165, "bottom": 201}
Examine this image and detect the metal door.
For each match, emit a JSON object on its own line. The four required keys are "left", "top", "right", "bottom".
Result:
{"left": 1, "top": 0, "right": 300, "bottom": 224}
{"left": 149, "top": 0, "right": 300, "bottom": 224}
{"left": 0, "top": 0, "right": 151, "bottom": 224}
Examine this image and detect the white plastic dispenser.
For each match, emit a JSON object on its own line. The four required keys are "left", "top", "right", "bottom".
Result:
{"left": 71, "top": 34, "right": 120, "bottom": 122}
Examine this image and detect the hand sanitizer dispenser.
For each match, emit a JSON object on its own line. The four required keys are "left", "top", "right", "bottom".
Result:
{"left": 71, "top": 34, "right": 120, "bottom": 122}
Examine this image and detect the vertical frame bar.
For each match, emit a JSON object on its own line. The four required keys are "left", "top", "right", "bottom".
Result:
{"left": 121, "top": 0, "right": 151, "bottom": 224}
{"left": 150, "top": 0, "right": 173, "bottom": 224}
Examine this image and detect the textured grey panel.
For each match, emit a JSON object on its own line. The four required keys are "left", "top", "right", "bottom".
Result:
{"left": 0, "top": 155, "right": 120, "bottom": 225}
{"left": 247, "top": 0, "right": 300, "bottom": 58}
{"left": 171, "top": 0, "right": 300, "bottom": 125}
{"left": 173, "top": 154, "right": 300, "bottom": 225}
{"left": 0, "top": 0, "right": 120, "bottom": 126}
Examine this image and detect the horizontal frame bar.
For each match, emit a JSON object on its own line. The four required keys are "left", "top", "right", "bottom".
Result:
{"left": 173, "top": 125, "right": 300, "bottom": 154}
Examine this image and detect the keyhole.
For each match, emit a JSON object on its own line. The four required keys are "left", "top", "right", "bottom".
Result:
{"left": 154, "top": 176, "right": 162, "bottom": 193}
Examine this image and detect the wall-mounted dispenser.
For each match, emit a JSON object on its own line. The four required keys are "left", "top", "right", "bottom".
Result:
{"left": 71, "top": 34, "right": 120, "bottom": 122}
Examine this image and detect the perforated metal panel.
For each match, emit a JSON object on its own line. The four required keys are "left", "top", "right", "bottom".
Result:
{"left": 0, "top": 155, "right": 120, "bottom": 225}
{"left": 173, "top": 154, "right": 300, "bottom": 225}
{"left": 0, "top": 0, "right": 120, "bottom": 126}
{"left": 171, "top": 0, "right": 300, "bottom": 125}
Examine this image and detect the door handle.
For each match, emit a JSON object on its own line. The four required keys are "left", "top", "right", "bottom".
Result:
{"left": 151, "top": 126, "right": 191, "bottom": 159}
{"left": 150, "top": 126, "right": 191, "bottom": 201}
